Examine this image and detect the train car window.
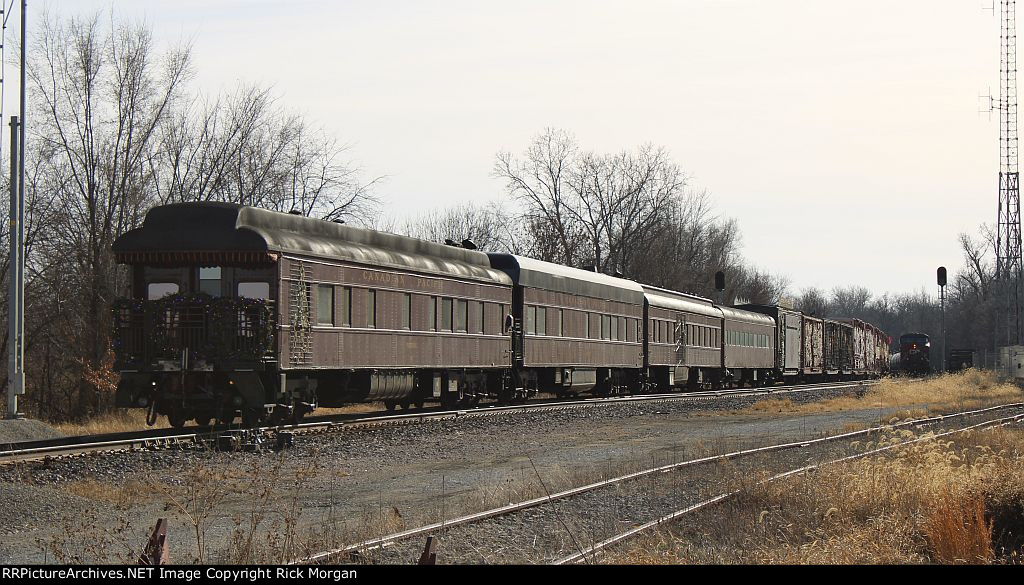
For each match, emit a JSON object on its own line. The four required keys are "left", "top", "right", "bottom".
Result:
{"left": 526, "top": 305, "right": 536, "bottom": 335}
{"left": 147, "top": 282, "right": 179, "bottom": 300}
{"left": 340, "top": 287, "right": 352, "bottom": 326}
{"left": 585, "top": 312, "right": 591, "bottom": 339}
{"left": 609, "top": 314, "right": 618, "bottom": 340}
{"left": 601, "top": 315, "right": 610, "bottom": 340}
{"left": 237, "top": 282, "right": 270, "bottom": 299}
{"left": 429, "top": 296, "right": 438, "bottom": 331}
{"left": 556, "top": 309, "right": 564, "bottom": 337}
{"left": 619, "top": 317, "right": 627, "bottom": 342}
{"left": 317, "top": 285, "right": 335, "bottom": 326}
{"left": 402, "top": 293, "right": 412, "bottom": 330}
{"left": 456, "top": 299, "right": 468, "bottom": 332}
{"left": 537, "top": 307, "right": 546, "bottom": 336}
{"left": 442, "top": 298, "right": 453, "bottom": 331}
{"left": 199, "top": 266, "right": 221, "bottom": 296}
{"left": 478, "top": 302, "right": 486, "bottom": 334}
{"left": 367, "top": 289, "right": 377, "bottom": 328}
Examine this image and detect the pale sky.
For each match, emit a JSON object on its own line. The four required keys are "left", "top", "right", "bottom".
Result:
{"left": 23, "top": 1, "right": 1005, "bottom": 297}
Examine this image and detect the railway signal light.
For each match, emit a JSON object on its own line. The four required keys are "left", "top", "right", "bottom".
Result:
{"left": 938, "top": 266, "right": 947, "bottom": 373}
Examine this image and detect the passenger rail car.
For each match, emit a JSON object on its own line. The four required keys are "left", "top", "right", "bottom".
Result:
{"left": 111, "top": 203, "right": 890, "bottom": 427}
{"left": 487, "top": 254, "right": 645, "bottom": 397}
{"left": 113, "top": 203, "right": 515, "bottom": 426}
{"left": 641, "top": 286, "right": 722, "bottom": 389}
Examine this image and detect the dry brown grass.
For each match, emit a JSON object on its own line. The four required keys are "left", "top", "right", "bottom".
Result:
{"left": 51, "top": 401, "right": 391, "bottom": 436}
{"left": 54, "top": 409, "right": 168, "bottom": 436}
{"left": 63, "top": 478, "right": 159, "bottom": 507}
{"left": 732, "top": 370, "right": 1023, "bottom": 419}
{"left": 613, "top": 424, "right": 1024, "bottom": 564}
{"left": 924, "top": 489, "right": 994, "bottom": 564}
{"left": 312, "top": 402, "right": 388, "bottom": 416}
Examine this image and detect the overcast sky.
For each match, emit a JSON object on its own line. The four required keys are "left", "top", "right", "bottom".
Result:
{"left": 26, "top": 1, "right": 1005, "bottom": 297}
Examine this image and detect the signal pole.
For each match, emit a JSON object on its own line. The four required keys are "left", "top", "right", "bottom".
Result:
{"left": 938, "top": 266, "right": 947, "bottom": 374}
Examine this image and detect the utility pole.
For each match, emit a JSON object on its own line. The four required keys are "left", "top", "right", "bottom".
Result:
{"left": 6, "top": 1, "right": 25, "bottom": 419}
{"left": 7, "top": 116, "right": 20, "bottom": 418}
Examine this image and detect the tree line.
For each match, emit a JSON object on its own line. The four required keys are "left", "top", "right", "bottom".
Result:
{"left": 0, "top": 11, "right": 981, "bottom": 422}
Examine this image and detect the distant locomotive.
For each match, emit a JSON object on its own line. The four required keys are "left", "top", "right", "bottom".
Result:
{"left": 111, "top": 202, "right": 891, "bottom": 428}
{"left": 889, "top": 332, "right": 932, "bottom": 376}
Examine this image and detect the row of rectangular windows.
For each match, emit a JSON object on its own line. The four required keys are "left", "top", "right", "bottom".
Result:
{"left": 649, "top": 319, "right": 768, "bottom": 350}
{"left": 728, "top": 330, "right": 771, "bottom": 348}
{"left": 649, "top": 320, "right": 718, "bottom": 348}
{"left": 684, "top": 323, "right": 718, "bottom": 348}
{"left": 315, "top": 284, "right": 506, "bottom": 334}
{"left": 524, "top": 305, "right": 639, "bottom": 341}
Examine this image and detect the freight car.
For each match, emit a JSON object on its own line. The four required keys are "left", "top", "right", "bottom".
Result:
{"left": 111, "top": 202, "right": 890, "bottom": 427}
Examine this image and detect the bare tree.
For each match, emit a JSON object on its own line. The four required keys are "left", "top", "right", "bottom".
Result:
{"left": 10, "top": 10, "right": 379, "bottom": 421}
{"left": 26, "top": 10, "right": 191, "bottom": 414}
{"left": 151, "top": 84, "right": 380, "bottom": 222}
{"left": 494, "top": 128, "right": 584, "bottom": 266}
{"left": 398, "top": 201, "right": 522, "bottom": 252}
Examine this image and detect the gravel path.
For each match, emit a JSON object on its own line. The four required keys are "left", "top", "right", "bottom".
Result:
{"left": 0, "top": 419, "right": 63, "bottom": 444}
{"left": 360, "top": 408, "right": 1024, "bottom": 564}
{"left": 0, "top": 385, "right": 980, "bottom": 564}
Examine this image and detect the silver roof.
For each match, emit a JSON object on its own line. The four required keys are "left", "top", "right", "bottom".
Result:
{"left": 642, "top": 285, "right": 722, "bottom": 319}
{"left": 114, "top": 203, "right": 512, "bottom": 285}
{"left": 488, "top": 254, "right": 645, "bottom": 304}
{"left": 719, "top": 306, "right": 776, "bottom": 326}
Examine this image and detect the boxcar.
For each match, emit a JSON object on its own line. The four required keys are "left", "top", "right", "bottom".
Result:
{"left": 838, "top": 318, "right": 869, "bottom": 376}
{"left": 802, "top": 315, "right": 824, "bottom": 378}
{"left": 113, "top": 202, "right": 514, "bottom": 426}
{"left": 823, "top": 319, "right": 855, "bottom": 376}
{"left": 642, "top": 285, "right": 723, "bottom": 389}
{"left": 720, "top": 307, "right": 776, "bottom": 385}
{"left": 487, "top": 254, "right": 645, "bottom": 396}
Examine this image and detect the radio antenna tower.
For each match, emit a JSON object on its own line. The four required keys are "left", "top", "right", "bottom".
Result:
{"left": 996, "top": 0, "right": 1022, "bottom": 345}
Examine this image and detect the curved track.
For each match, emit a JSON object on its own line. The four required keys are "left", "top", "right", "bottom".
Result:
{"left": 291, "top": 400, "right": 1024, "bottom": 565}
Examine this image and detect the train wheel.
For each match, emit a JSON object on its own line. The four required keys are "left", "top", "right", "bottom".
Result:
{"left": 241, "top": 408, "right": 263, "bottom": 428}
{"left": 384, "top": 400, "right": 397, "bottom": 411}
{"left": 194, "top": 416, "right": 213, "bottom": 428}
{"left": 400, "top": 401, "right": 411, "bottom": 410}
{"left": 167, "top": 410, "right": 187, "bottom": 429}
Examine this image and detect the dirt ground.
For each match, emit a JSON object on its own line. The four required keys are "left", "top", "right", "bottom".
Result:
{"left": 0, "top": 385, "right": 971, "bottom": 565}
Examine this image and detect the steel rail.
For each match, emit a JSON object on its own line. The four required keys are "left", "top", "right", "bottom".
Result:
{"left": 553, "top": 410, "right": 1024, "bottom": 565}
{"left": 292, "top": 399, "right": 1023, "bottom": 564}
{"left": 0, "top": 379, "right": 879, "bottom": 464}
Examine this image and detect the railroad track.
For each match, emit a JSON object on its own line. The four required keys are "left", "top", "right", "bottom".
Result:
{"left": 555, "top": 408, "right": 1024, "bottom": 564}
{"left": 0, "top": 379, "right": 879, "bottom": 464}
{"left": 291, "top": 400, "right": 1024, "bottom": 565}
